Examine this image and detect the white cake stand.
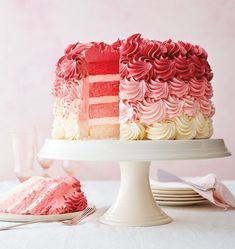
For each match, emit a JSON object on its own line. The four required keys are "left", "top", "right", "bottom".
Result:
{"left": 38, "top": 138, "right": 231, "bottom": 227}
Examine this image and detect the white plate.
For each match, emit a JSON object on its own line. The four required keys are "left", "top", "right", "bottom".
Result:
{"left": 153, "top": 193, "right": 201, "bottom": 198}
{"left": 154, "top": 196, "right": 206, "bottom": 201}
{"left": 152, "top": 189, "right": 197, "bottom": 195}
{"left": 156, "top": 199, "right": 208, "bottom": 206}
{"left": 0, "top": 204, "right": 95, "bottom": 223}
{"left": 150, "top": 181, "right": 193, "bottom": 191}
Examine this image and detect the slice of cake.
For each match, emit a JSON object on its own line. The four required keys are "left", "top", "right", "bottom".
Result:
{"left": 52, "top": 41, "right": 121, "bottom": 139}
{"left": 85, "top": 42, "right": 121, "bottom": 138}
{"left": 51, "top": 34, "right": 214, "bottom": 140}
{"left": 0, "top": 176, "right": 87, "bottom": 215}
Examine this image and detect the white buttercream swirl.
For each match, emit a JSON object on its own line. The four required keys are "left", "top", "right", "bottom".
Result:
{"left": 68, "top": 99, "right": 81, "bottom": 118}
{"left": 146, "top": 121, "right": 176, "bottom": 140}
{"left": 64, "top": 118, "right": 80, "bottom": 140}
{"left": 120, "top": 113, "right": 213, "bottom": 140}
{"left": 120, "top": 122, "right": 146, "bottom": 140}
{"left": 52, "top": 116, "right": 65, "bottom": 139}
{"left": 174, "top": 114, "right": 197, "bottom": 139}
{"left": 194, "top": 113, "right": 213, "bottom": 138}
{"left": 52, "top": 116, "right": 80, "bottom": 140}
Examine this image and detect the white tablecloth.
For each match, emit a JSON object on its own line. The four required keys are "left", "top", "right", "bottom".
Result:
{"left": 0, "top": 180, "right": 235, "bottom": 249}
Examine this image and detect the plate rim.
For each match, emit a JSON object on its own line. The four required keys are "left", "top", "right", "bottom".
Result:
{"left": 156, "top": 199, "right": 208, "bottom": 206}
{"left": 154, "top": 196, "right": 206, "bottom": 201}
{"left": 0, "top": 204, "right": 95, "bottom": 223}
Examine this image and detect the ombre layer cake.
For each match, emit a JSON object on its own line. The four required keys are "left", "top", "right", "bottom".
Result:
{"left": 52, "top": 34, "right": 215, "bottom": 140}
{"left": 0, "top": 176, "right": 87, "bottom": 215}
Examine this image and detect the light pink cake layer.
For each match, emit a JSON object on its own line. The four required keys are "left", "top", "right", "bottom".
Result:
{"left": 89, "top": 102, "right": 119, "bottom": 119}
{"left": 89, "top": 81, "right": 119, "bottom": 97}
{"left": 9, "top": 178, "right": 53, "bottom": 214}
{"left": 0, "top": 177, "right": 47, "bottom": 213}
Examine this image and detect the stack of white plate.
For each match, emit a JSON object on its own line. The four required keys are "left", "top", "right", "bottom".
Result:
{"left": 151, "top": 181, "right": 208, "bottom": 206}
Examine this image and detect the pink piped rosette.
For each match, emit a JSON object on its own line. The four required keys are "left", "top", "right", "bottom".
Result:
{"left": 119, "top": 34, "right": 214, "bottom": 140}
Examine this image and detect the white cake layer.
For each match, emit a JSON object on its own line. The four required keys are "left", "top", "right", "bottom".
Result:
{"left": 89, "top": 96, "right": 119, "bottom": 104}
{"left": 89, "top": 117, "right": 119, "bottom": 126}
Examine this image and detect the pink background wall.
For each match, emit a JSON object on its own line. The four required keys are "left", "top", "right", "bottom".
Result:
{"left": 0, "top": 0, "right": 234, "bottom": 180}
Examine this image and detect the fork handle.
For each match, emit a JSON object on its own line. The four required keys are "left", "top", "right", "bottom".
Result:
{"left": 0, "top": 220, "right": 52, "bottom": 231}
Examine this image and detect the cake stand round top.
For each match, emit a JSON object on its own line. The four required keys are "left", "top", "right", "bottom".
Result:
{"left": 38, "top": 138, "right": 231, "bottom": 161}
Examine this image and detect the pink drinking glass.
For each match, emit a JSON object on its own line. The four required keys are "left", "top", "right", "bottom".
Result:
{"left": 11, "top": 132, "right": 35, "bottom": 182}
{"left": 35, "top": 124, "right": 53, "bottom": 177}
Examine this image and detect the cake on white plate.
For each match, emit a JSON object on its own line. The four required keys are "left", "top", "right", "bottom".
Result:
{"left": 52, "top": 34, "right": 214, "bottom": 140}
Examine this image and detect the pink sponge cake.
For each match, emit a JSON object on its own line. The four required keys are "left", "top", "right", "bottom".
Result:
{"left": 0, "top": 176, "right": 87, "bottom": 215}
{"left": 52, "top": 34, "right": 214, "bottom": 140}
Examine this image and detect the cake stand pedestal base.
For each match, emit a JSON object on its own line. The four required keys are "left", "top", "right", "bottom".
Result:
{"left": 99, "top": 161, "right": 172, "bottom": 226}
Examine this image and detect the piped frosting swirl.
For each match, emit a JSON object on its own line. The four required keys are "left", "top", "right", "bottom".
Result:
{"left": 119, "top": 33, "right": 215, "bottom": 140}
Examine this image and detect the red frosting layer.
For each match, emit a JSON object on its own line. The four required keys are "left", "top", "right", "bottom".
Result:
{"left": 120, "top": 34, "right": 213, "bottom": 82}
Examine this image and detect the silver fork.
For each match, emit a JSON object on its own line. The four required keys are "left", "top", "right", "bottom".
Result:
{"left": 0, "top": 206, "right": 96, "bottom": 231}
{"left": 62, "top": 206, "right": 96, "bottom": 225}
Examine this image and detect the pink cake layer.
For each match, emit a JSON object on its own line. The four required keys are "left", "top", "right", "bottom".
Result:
{"left": 87, "top": 61, "right": 119, "bottom": 75}
{"left": 89, "top": 81, "right": 120, "bottom": 97}
{"left": 0, "top": 176, "right": 87, "bottom": 215}
{"left": 89, "top": 102, "right": 119, "bottom": 119}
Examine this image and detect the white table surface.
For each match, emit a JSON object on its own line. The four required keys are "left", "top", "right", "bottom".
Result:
{"left": 0, "top": 180, "right": 235, "bottom": 249}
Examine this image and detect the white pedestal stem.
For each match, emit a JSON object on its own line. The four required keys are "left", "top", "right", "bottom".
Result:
{"left": 100, "top": 161, "right": 172, "bottom": 226}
